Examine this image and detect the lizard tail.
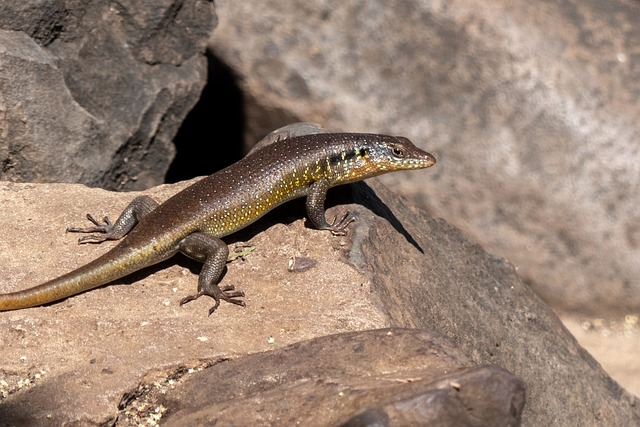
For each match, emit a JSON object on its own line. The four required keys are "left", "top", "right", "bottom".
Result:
{"left": 0, "top": 248, "right": 156, "bottom": 311}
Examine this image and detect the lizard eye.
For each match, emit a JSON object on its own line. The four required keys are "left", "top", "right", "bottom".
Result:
{"left": 390, "top": 145, "right": 405, "bottom": 158}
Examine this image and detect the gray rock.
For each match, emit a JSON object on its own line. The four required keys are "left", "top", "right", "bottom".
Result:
{"left": 355, "top": 181, "right": 638, "bottom": 426}
{"left": 0, "top": 0, "right": 215, "bottom": 190}
{"left": 210, "top": 0, "right": 640, "bottom": 315}
{"left": 159, "top": 329, "right": 525, "bottom": 427}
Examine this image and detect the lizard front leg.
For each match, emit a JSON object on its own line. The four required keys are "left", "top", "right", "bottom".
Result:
{"left": 306, "top": 178, "right": 355, "bottom": 235}
{"left": 67, "top": 195, "right": 159, "bottom": 243}
{"left": 178, "top": 232, "right": 245, "bottom": 315}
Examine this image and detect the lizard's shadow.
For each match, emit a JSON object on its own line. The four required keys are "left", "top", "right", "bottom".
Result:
{"left": 340, "top": 181, "right": 424, "bottom": 253}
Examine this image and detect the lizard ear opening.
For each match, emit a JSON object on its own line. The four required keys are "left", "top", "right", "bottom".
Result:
{"left": 356, "top": 146, "right": 369, "bottom": 158}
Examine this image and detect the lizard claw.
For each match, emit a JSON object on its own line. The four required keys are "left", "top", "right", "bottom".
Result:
{"left": 327, "top": 212, "right": 356, "bottom": 236}
{"left": 67, "top": 214, "right": 115, "bottom": 244}
{"left": 180, "top": 284, "right": 246, "bottom": 315}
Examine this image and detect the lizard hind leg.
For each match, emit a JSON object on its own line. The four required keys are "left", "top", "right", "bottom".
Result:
{"left": 178, "top": 232, "right": 246, "bottom": 315}
{"left": 67, "top": 195, "right": 159, "bottom": 244}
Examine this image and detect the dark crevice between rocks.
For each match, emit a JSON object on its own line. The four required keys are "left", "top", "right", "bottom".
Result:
{"left": 165, "top": 50, "right": 245, "bottom": 183}
{"left": 114, "top": 358, "right": 231, "bottom": 427}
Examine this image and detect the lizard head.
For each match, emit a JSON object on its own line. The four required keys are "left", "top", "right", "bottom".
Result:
{"left": 367, "top": 135, "right": 436, "bottom": 171}
{"left": 329, "top": 134, "right": 436, "bottom": 184}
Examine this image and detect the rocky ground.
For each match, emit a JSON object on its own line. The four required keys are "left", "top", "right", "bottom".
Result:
{"left": 1, "top": 181, "right": 638, "bottom": 426}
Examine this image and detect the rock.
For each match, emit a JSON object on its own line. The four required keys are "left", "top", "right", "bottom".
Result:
{"left": 159, "top": 329, "right": 525, "bottom": 427}
{"left": 209, "top": 0, "right": 640, "bottom": 315}
{"left": 0, "top": 179, "right": 637, "bottom": 425}
{"left": 353, "top": 182, "right": 639, "bottom": 425}
{"left": 0, "top": 0, "right": 215, "bottom": 190}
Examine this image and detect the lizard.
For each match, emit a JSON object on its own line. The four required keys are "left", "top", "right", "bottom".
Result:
{"left": 0, "top": 123, "right": 436, "bottom": 315}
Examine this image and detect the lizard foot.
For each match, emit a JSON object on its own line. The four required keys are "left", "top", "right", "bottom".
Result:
{"left": 326, "top": 212, "right": 356, "bottom": 236}
{"left": 179, "top": 284, "right": 246, "bottom": 316}
{"left": 67, "top": 214, "right": 115, "bottom": 244}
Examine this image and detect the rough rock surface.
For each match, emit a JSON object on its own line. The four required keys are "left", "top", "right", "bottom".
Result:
{"left": 210, "top": 0, "right": 640, "bottom": 315}
{"left": 0, "top": 180, "right": 637, "bottom": 425}
{"left": 0, "top": 0, "right": 215, "bottom": 190}
{"left": 159, "top": 329, "right": 525, "bottom": 427}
